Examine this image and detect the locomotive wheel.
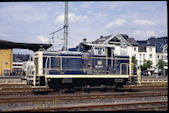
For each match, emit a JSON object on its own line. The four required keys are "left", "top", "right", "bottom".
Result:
{"left": 114, "top": 86, "right": 118, "bottom": 91}
{"left": 83, "top": 85, "right": 90, "bottom": 92}
{"left": 64, "top": 88, "right": 75, "bottom": 93}
{"left": 70, "top": 88, "right": 75, "bottom": 93}
{"left": 84, "top": 88, "right": 90, "bottom": 92}
{"left": 85, "top": 89, "right": 90, "bottom": 92}
{"left": 113, "top": 85, "right": 119, "bottom": 91}
{"left": 100, "top": 85, "right": 107, "bottom": 92}
{"left": 100, "top": 88, "right": 108, "bottom": 92}
{"left": 48, "top": 79, "right": 61, "bottom": 91}
{"left": 54, "top": 88, "right": 60, "bottom": 92}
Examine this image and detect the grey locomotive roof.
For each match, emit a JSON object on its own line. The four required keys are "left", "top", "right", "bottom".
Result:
{"left": 42, "top": 51, "right": 89, "bottom": 56}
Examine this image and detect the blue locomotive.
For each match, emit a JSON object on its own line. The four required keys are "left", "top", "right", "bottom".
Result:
{"left": 27, "top": 42, "right": 139, "bottom": 91}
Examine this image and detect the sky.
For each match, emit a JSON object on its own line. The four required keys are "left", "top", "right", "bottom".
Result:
{"left": 0, "top": 1, "right": 167, "bottom": 53}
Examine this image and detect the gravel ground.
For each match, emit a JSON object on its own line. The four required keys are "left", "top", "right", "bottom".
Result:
{"left": 0, "top": 95, "right": 167, "bottom": 111}
{"left": 0, "top": 76, "right": 167, "bottom": 111}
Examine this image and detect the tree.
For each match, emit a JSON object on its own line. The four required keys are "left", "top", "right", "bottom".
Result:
{"left": 140, "top": 60, "right": 153, "bottom": 72}
{"left": 156, "top": 59, "right": 166, "bottom": 75}
{"left": 146, "top": 60, "right": 153, "bottom": 71}
{"left": 157, "top": 59, "right": 166, "bottom": 70}
{"left": 132, "top": 56, "right": 137, "bottom": 73}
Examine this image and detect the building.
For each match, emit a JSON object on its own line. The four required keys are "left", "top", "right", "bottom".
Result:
{"left": 0, "top": 49, "right": 13, "bottom": 75}
{"left": 137, "top": 40, "right": 156, "bottom": 68}
{"left": 13, "top": 62, "right": 23, "bottom": 71}
{"left": 81, "top": 34, "right": 167, "bottom": 75}
{"left": 13, "top": 54, "right": 31, "bottom": 74}
{"left": 13, "top": 54, "right": 31, "bottom": 62}
{"left": 91, "top": 34, "right": 139, "bottom": 57}
{"left": 137, "top": 37, "right": 168, "bottom": 74}
{"left": 0, "top": 39, "right": 52, "bottom": 76}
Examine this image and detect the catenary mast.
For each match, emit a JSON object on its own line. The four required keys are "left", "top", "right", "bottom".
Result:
{"left": 63, "top": 1, "right": 68, "bottom": 51}
{"left": 50, "top": 2, "right": 68, "bottom": 51}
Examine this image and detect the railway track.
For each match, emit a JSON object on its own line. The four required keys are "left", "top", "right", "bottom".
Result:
{"left": 1, "top": 101, "right": 167, "bottom": 112}
{"left": 0, "top": 84, "right": 167, "bottom": 111}
{"left": 1, "top": 85, "right": 167, "bottom": 90}
{"left": 0, "top": 83, "right": 26, "bottom": 87}
{"left": 0, "top": 85, "right": 167, "bottom": 96}
{"left": 0, "top": 91, "right": 167, "bottom": 104}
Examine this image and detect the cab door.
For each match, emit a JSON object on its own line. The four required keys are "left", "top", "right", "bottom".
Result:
{"left": 107, "top": 47, "right": 112, "bottom": 68}
{"left": 120, "top": 63, "right": 128, "bottom": 75}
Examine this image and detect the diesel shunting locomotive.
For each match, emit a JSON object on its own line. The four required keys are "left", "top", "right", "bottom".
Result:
{"left": 25, "top": 42, "right": 140, "bottom": 91}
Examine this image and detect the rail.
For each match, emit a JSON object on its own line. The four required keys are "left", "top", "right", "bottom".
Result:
{"left": 0, "top": 91, "right": 167, "bottom": 104}
{"left": 1, "top": 101, "right": 167, "bottom": 112}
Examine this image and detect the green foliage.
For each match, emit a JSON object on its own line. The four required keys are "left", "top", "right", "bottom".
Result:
{"left": 132, "top": 56, "right": 137, "bottom": 72}
{"left": 146, "top": 60, "right": 153, "bottom": 70}
{"left": 132, "top": 56, "right": 137, "bottom": 65}
{"left": 140, "top": 59, "right": 153, "bottom": 71}
{"left": 156, "top": 59, "right": 166, "bottom": 71}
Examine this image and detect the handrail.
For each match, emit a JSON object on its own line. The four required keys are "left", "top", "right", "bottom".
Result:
{"left": 43, "top": 55, "right": 130, "bottom": 60}
{"left": 43, "top": 55, "right": 131, "bottom": 76}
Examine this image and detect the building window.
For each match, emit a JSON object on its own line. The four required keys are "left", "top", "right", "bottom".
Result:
{"left": 149, "top": 47, "right": 152, "bottom": 52}
{"left": 139, "top": 54, "right": 142, "bottom": 58}
{"left": 134, "top": 47, "right": 136, "bottom": 51}
{"left": 121, "top": 43, "right": 127, "bottom": 48}
{"left": 101, "top": 48, "right": 105, "bottom": 55}
{"left": 165, "top": 63, "right": 168, "bottom": 66}
{"left": 164, "top": 48, "right": 167, "bottom": 52}
{"left": 143, "top": 54, "right": 145, "bottom": 58}
{"left": 163, "top": 45, "right": 168, "bottom": 53}
{"left": 94, "top": 49, "right": 99, "bottom": 55}
{"left": 149, "top": 54, "right": 152, "bottom": 58}
{"left": 164, "top": 55, "right": 167, "bottom": 60}
{"left": 120, "top": 43, "right": 127, "bottom": 56}
{"left": 157, "top": 55, "right": 160, "bottom": 59}
{"left": 140, "top": 60, "right": 142, "bottom": 65}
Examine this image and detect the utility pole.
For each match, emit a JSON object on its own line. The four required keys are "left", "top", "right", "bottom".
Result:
{"left": 63, "top": 1, "right": 68, "bottom": 51}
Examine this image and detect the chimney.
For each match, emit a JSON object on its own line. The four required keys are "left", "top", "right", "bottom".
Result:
{"left": 100, "top": 36, "right": 103, "bottom": 38}
{"left": 150, "top": 36, "right": 156, "bottom": 39}
{"left": 83, "top": 38, "right": 87, "bottom": 43}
